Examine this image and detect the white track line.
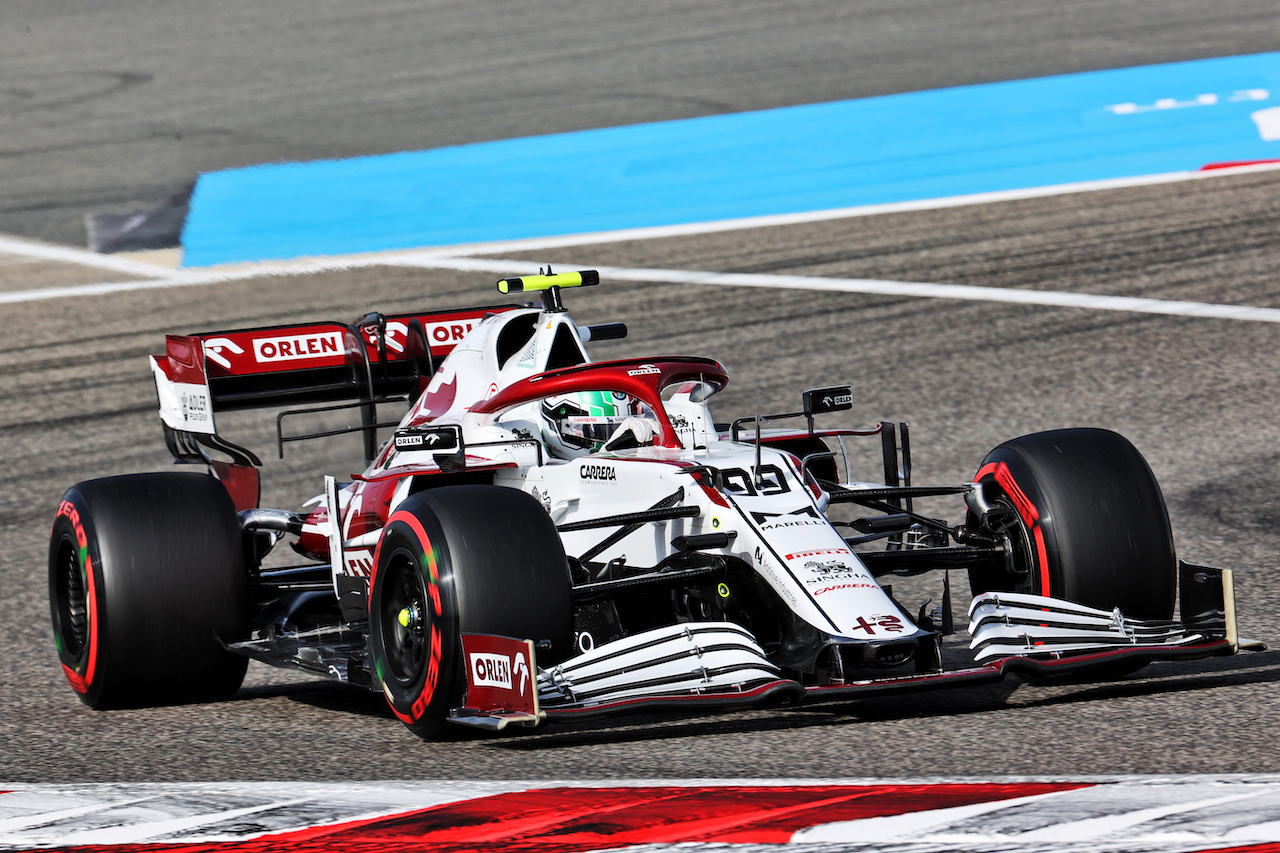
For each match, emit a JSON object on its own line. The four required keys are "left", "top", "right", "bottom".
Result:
{"left": 393, "top": 256, "right": 1280, "bottom": 323}
{"left": 9, "top": 254, "right": 1280, "bottom": 324}
{"left": 0, "top": 236, "right": 181, "bottom": 278}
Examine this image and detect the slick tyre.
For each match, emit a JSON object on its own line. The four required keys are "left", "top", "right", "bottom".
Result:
{"left": 49, "top": 472, "right": 250, "bottom": 709}
{"left": 368, "top": 485, "right": 573, "bottom": 740}
{"left": 968, "top": 428, "right": 1176, "bottom": 620}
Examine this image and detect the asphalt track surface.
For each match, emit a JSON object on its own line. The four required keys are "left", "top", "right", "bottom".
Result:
{"left": 3, "top": 3, "right": 1280, "bottom": 783}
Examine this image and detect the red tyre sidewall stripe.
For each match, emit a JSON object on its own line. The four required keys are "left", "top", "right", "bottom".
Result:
{"left": 371, "top": 510, "right": 444, "bottom": 725}
{"left": 975, "top": 461, "right": 1051, "bottom": 597}
{"left": 56, "top": 500, "right": 99, "bottom": 694}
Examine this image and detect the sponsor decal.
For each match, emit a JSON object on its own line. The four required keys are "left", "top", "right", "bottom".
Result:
{"left": 803, "top": 559, "right": 853, "bottom": 573}
{"left": 531, "top": 486, "right": 552, "bottom": 514}
{"left": 469, "top": 651, "right": 531, "bottom": 696}
{"left": 813, "top": 582, "right": 877, "bottom": 596}
{"left": 425, "top": 319, "right": 477, "bottom": 346}
{"left": 55, "top": 500, "right": 97, "bottom": 694}
{"left": 579, "top": 463, "right": 617, "bottom": 481}
{"left": 252, "top": 331, "right": 343, "bottom": 363}
{"left": 626, "top": 363, "right": 661, "bottom": 376}
{"left": 343, "top": 549, "right": 374, "bottom": 577}
{"left": 669, "top": 413, "right": 696, "bottom": 445}
{"left": 807, "top": 572, "right": 872, "bottom": 585}
{"left": 785, "top": 547, "right": 851, "bottom": 561}
{"left": 751, "top": 505, "right": 822, "bottom": 528}
{"left": 392, "top": 426, "right": 460, "bottom": 452}
{"left": 201, "top": 336, "right": 244, "bottom": 369}
{"left": 753, "top": 546, "right": 797, "bottom": 606}
{"left": 802, "top": 560, "right": 874, "bottom": 585}
{"left": 179, "top": 390, "right": 210, "bottom": 423}
{"left": 364, "top": 321, "right": 409, "bottom": 353}
{"left": 851, "top": 614, "right": 906, "bottom": 635}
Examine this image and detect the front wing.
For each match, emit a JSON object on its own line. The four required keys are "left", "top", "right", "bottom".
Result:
{"left": 448, "top": 562, "right": 1261, "bottom": 730}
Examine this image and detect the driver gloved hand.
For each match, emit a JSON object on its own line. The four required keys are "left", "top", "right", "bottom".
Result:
{"left": 603, "top": 417, "right": 657, "bottom": 452}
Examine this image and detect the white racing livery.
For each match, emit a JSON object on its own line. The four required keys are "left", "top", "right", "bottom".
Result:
{"left": 50, "top": 269, "right": 1260, "bottom": 739}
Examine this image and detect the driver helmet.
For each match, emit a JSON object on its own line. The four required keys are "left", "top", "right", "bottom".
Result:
{"left": 541, "top": 390, "right": 631, "bottom": 458}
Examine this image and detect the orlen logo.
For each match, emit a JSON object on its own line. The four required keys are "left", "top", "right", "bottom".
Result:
{"left": 626, "top": 364, "right": 661, "bottom": 376}
{"left": 253, "top": 332, "right": 342, "bottom": 363}
{"left": 580, "top": 464, "right": 617, "bottom": 481}
{"left": 470, "top": 652, "right": 531, "bottom": 695}
{"left": 426, "top": 320, "right": 477, "bottom": 346}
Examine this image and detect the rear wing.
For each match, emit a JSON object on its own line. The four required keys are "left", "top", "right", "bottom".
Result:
{"left": 151, "top": 304, "right": 516, "bottom": 462}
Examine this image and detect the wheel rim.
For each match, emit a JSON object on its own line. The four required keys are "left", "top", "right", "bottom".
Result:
{"left": 54, "top": 535, "right": 88, "bottom": 658}
{"left": 379, "top": 550, "right": 430, "bottom": 685}
{"left": 991, "top": 495, "right": 1037, "bottom": 594}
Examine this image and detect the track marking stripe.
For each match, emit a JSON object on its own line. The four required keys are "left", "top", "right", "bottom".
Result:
{"left": 0, "top": 236, "right": 181, "bottom": 278}
{"left": 9, "top": 252, "right": 1280, "bottom": 324}
{"left": 395, "top": 257, "right": 1280, "bottom": 323}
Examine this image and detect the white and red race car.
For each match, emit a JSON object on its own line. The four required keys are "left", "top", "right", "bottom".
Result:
{"left": 49, "top": 271, "right": 1259, "bottom": 738}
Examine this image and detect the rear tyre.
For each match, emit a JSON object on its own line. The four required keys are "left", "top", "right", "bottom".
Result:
{"left": 368, "top": 485, "right": 573, "bottom": 740}
{"left": 49, "top": 472, "right": 250, "bottom": 709}
{"left": 967, "top": 428, "right": 1176, "bottom": 620}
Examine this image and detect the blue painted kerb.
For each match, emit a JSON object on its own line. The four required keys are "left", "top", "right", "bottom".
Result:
{"left": 181, "top": 52, "right": 1280, "bottom": 266}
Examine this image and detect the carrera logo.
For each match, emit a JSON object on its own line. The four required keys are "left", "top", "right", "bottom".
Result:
{"left": 469, "top": 651, "right": 531, "bottom": 695}
{"left": 580, "top": 464, "right": 617, "bottom": 481}
{"left": 626, "top": 364, "right": 661, "bottom": 376}
{"left": 814, "top": 582, "right": 877, "bottom": 596}
{"left": 253, "top": 332, "right": 342, "bottom": 363}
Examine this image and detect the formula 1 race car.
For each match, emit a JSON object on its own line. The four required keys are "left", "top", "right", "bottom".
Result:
{"left": 49, "top": 270, "right": 1262, "bottom": 738}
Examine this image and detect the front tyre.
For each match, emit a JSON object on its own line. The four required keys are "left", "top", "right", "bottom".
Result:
{"left": 49, "top": 472, "right": 250, "bottom": 709}
{"left": 368, "top": 485, "right": 573, "bottom": 740}
{"left": 968, "top": 428, "right": 1176, "bottom": 620}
